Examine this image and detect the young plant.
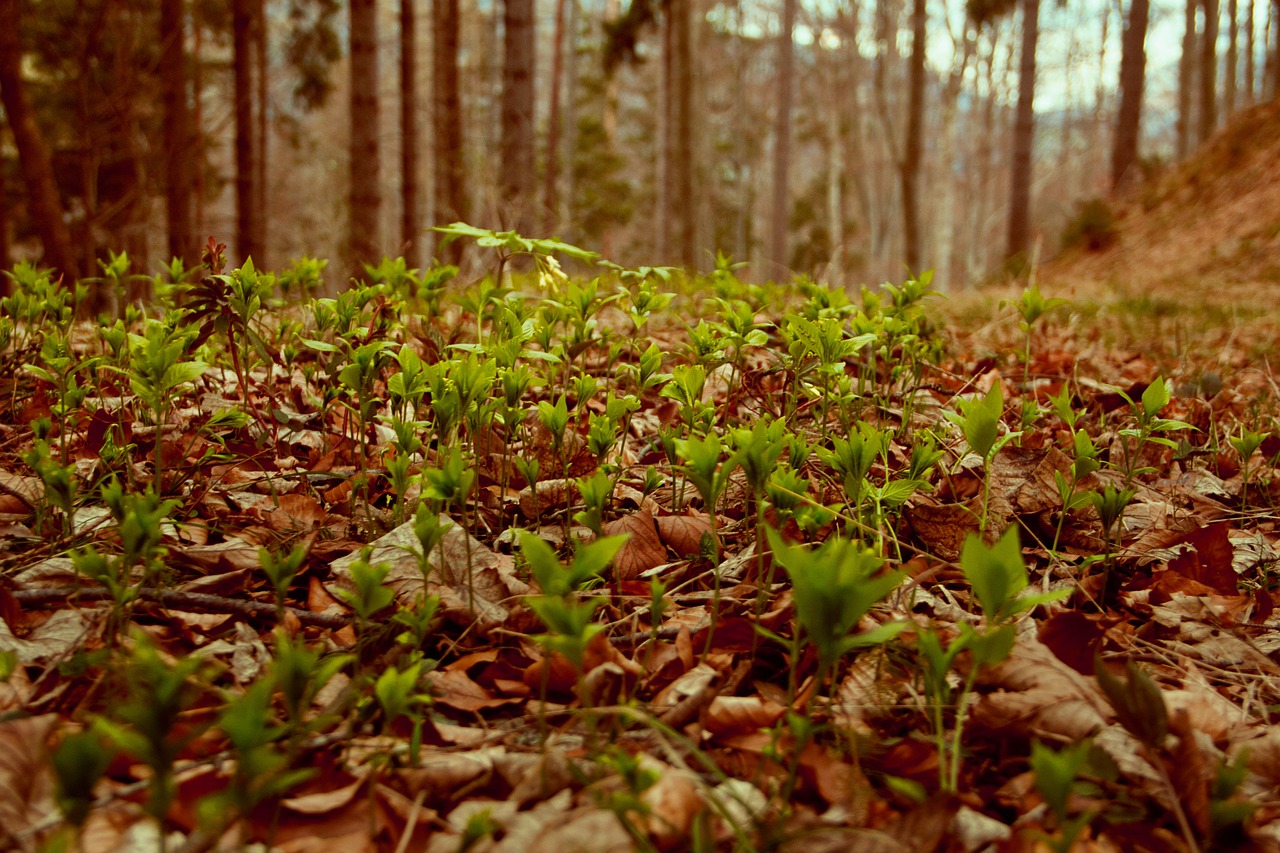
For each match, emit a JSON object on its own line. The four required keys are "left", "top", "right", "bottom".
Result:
{"left": 1029, "top": 739, "right": 1104, "bottom": 852}
{"left": 766, "top": 528, "right": 907, "bottom": 704}
{"left": 920, "top": 527, "right": 1068, "bottom": 792}
{"left": 1114, "top": 376, "right": 1194, "bottom": 488}
{"left": 1005, "top": 282, "right": 1070, "bottom": 382}
{"left": 519, "top": 531, "right": 628, "bottom": 715}
{"left": 1230, "top": 425, "right": 1268, "bottom": 511}
{"left": 946, "top": 383, "right": 1020, "bottom": 534}
{"left": 122, "top": 319, "right": 208, "bottom": 489}
{"left": 93, "top": 635, "right": 216, "bottom": 829}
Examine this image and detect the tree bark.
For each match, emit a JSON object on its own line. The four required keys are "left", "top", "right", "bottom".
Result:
{"left": 401, "top": 0, "right": 419, "bottom": 267}
{"left": 500, "top": 0, "right": 535, "bottom": 234}
{"left": 1007, "top": 0, "right": 1040, "bottom": 266}
{"left": 0, "top": 152, "right": 10, "bottom": 288}
{"left": 233, "top": 0, "right": 262, "bottom": 265}
{"left": 349, "top": 0, "right": 381, "bottom": 274}
{"left": 160, "top": 0, "right": 194, "bottom": 266}
{"left": 433, "top": 0, "right": 466, "bottom": 263}
{"left": 901, "top": 0, "right": 926, "bottom": 273}
{"left": 1201, "top": 0, "right": 1219, "bottom": 141}
{"left": 1226, "top": 0, "right": 1238, "bottom": 115}
{"left": 255, "top": 0, "right": 269, "bottom": 268}
{"left": 671, "top": 0, "right": 696, "bottom": 269}
{"left": 1177, "top": 0, "right": 1197, "bottom": 159}
{"left": 1245, "top": 0, "right": 1255, "bottom": 103}
{"left": 1112, "top": 0, "right": 1151, "bottom": 192}
{"left": 0, "top": 0, "right": 81, "bottom": 284}
{"left": 769, "top": 0, "right": 796, "bottom": 276}
{"left": 542, "top": 0, "right": 567, "bottom": 234}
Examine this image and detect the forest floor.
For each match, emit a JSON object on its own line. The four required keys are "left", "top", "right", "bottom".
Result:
{"left": 1, "top": 228, "right": 1280, "bottom": 853}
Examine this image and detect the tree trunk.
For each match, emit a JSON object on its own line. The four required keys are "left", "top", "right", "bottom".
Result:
{"left": 1227, "top": 0, "right": 1238, "bottom": 115}
{"left": 671, "top": 0, "right": 696, "bottom": 269}
{"left": 0, "top": 153, "right": 10, "bottom": 289}
{"left": 401, "top": 0, "right": 419, "bottom": 267}
{"left": 1112, "top": 0, "right": 1151, "bottom": 192}
{"left": 769, "top": 0, "right": 796, "bottom": 276}
{"left": 1245, "top": 0, "right": 1255, "bottom": 103}
{"left": 1269, "top": 0, "right": 1279, "bottom": 99}
{"left": 255, "top": 0, "right": 269, "bottom": 268}
{"left": 657, "top": 7, "right": 672, "bottom": 263}
{"left": 1201, "top": 0, "right": 1219, "bottom": 142}
{"left": 500, "top": 0, "right": 535, "bottom": 234}
{"left": 901, "top": 0, "right": 926, "bottom": 273}
{"left": 1007, "top": 0, "right": 1040, "bottom": 266}
{"left": 349, "top": 0, "right": 381, "bottom": 274}
{"left": 160, "top": 0, "right": 194, "bottom": 266}
{"left": 233, "top": 0, "right": 262, "bottom": 265}
{"left": 934, "top": 22, "right": 974, "bottom": 290}
{"left": 542, "top": 0, "right": 567, "bottom": 234}
{"left": 0, "top": 0, "right": 81, "bottom": 284}
{"left": 193, "top": 13, "right": 205, "bottom": 242}
{"left": 433, "top": 0, "right": 466, "bottom": 263}
{"left": 1177, "top": 0, "right": 1197, "bottom": 159}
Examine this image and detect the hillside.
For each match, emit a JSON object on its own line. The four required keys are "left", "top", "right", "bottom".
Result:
{"left": 1043, "top": 99, "right": 1280, "bottom": 304}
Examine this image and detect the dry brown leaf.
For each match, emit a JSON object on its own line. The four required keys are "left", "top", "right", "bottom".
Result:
{"left": 655, "top": 511, "right": 713, "bottom": 558}
{"left": 972, "top": 635, "right": 1111, "bottom": 742}
{"left": 428, "top": 668, "right": 520, "bottom": 713}
{"left": 702, "top": 694, "right": 786, "bottom": 737}
{"left": 637, "top": 756, "right": 704, "bottom": 850}
{"left": 0, "top": 714, "right": 57, "bottom": 849}
{"left": 602, "top": 508, "right": 666, "bottom": 580}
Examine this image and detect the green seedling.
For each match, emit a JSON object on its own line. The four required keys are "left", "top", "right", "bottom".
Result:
{"left": 1115, "top": 376, "right": 1194, "bottom": 487}
{"left": 574, "top": 468, "right": 613, "bottom": 541}
{"left": 1230, "top": 425, "right": 1268, "bottom": 510}
{"left": 921, "top": 528, "right": 1067, "bottom": 792}
{"left": 661, "top": 364, "right": 714, "bottom": 437}
{"left": 947, "top": 383, "right": 1020, "bottom": 533}
{"left": 1086, "top": 484, "right": 1136, "bottom": 600}
{"left": 374, "top": 658, "right": 434, "bottom": 760}
{"left": 259, "top": 544, "right": 307, "bottom": 619}
{"left": 93, "top": 635, "right": 215, "bottom": 827}
{"left": 1052, "top": 428, "right": 1103, "bottom": 556}
{"left": 675, "top": 431, "right": 736, "bottom": 655}
{"left": 335, "top": 550, "right": 395, "bottom": 635}
{"left": 272, "top": 633, "right": 355, "bottom": 737}
{"left": 1029, "top": 739, "right": 1103, "bottom": 852}
{"left": 766, "top": 528, "right": 906, "bottom": 703}
{"left": 1095, "top": 658, "right": 1201, "bottom": 852}
{"left": 201, "top": 676, "right": 316, "bottom": 840}
{"left": 1005, "top": 282, "right": 1070, "bottom": 382}
{"left": 51, "top": 729, "right": 117, "bottom": 834}
{"left": 122, "top": 319, "right": 208, "bottom": 488}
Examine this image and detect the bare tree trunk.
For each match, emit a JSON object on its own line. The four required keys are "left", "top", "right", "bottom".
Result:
{"left": 935, "top": 22, "right": 974, "bottom": 290}
{"left": 1201, "top": 0, "right": 1219, "bottom": 141}
{"left": 561, "top": 0, "right": 580, "bottom": 238}
{"left": 1245, "top": 0, "right": 1256, "bottom": 103}
{"left": 233, "top": 0, "right": 262, "bottom": 265}
{"left": 401, "top": 0, "right": 419, "bottom": 267}
{"left": 0, "top": 149, "right": 9, "bottom": 289}
{"left": 1007, "top": 0, "right": 1040, "bottom": 266}
{"left": 602, "top": 0, "right": 619, "bottom": 258}
{"left": 194, "top": 14, "right": 205, "bottom": 242}
{"left": 1177, "top": 0, "right": 1197, "bottom": 159}
{"left": 433, "top": 0, "right": 466, "bottom": 263}
{"left": 769, "top": 0, "right": 796, "bottom": 276}
{"left": 349, "top": 0, "right": 381, "bottom": 274}
{"left": 1112, "top": 0, "right": 1151, "bottom": 192}
{"left": 500, "top": 0, "right": 535, "bottom": 234}
{"left": 1226, "top": 0, "right": 1239, "bottom": 115}
{"left": 255, "top": 0, "right": 268, "bottom": 267}
{"left": 1269, "top": 0, "right": 1279, "bottom": 99}
{"left": 672, "top": 0, "right": 696, "bottom": 269}
{"left": 542, "top": 0, "right": 567, "bottom": 234}
{"left": 657, "top": 8, "right": 672, "bottom": 263}
{"left": 0, "top": 0, "right": 81, "bottom": 286}
{"left": 160, "top": 0, "right": 194, "bottom": 266}
{"left": 901, "top": 0, "right": 926, "bottom": 273}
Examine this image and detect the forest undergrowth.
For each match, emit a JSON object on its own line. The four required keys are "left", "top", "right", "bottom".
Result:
{"left": 3, "top": 226, "right": 1280, "bottom": 852}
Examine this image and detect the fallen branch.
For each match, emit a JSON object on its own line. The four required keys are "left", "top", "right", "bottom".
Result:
{"left": 11, "top": 586, "right": 351, "bottom": 629}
